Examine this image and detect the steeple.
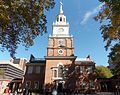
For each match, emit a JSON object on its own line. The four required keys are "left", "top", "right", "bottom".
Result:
{"left": 60, "top": 0, "right": 63, "bottom": 14}
{"left": 52, "top": 0, "right": 70, "bottom": 37}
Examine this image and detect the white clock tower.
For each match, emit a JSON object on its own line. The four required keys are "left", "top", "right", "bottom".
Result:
{"left": 45, "top": 0, "right": 76, "bottom": 84}
{"left": 52, "top": 0, "right": 69, "bottom": 36}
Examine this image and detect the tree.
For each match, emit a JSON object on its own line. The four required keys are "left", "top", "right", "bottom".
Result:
{"left": 63, "top": 64, "right": 98, "bottom": 93}
{"left": 95, "top": 0, "right": 120, "bottom": 74}
{"left": 95, "top": 0, "right": 120, "bottom": 48}
{"left": 0, "top": 69, "right": 5, "bottom": 75}
{"left": 95, "top": 65, "right": 113, "bottom": 78}
{"left": 0, "top": 0, "right": 55, "bottom": 57}
{"left": 108, "top": 44, "right": 120, "bottom": 75}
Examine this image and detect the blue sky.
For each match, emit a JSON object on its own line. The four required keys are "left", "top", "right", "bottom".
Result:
{"left": 0, "top": 0, "right": 110, "bottom": 66}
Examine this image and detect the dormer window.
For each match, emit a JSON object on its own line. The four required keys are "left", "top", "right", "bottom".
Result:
{"left": 60, "top": 17, "right": 62, "bottom": 21}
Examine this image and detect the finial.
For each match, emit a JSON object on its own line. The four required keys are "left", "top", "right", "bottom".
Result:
{"left": 60, "top": 0, "right": 63, "bottom": 14}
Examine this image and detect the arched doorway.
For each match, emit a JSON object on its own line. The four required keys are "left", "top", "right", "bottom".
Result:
{"left": 9, "top": 78, "right": 22, "bottom": 93}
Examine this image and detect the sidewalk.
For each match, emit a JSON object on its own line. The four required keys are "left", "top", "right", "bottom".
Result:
{"left": 97, "top": 92, "right": 115, "bottom": 95}
{"left": 72, "top": 92, "right": 115, "bottom": 95}
{"left": 1, "top": 92, "right": 115, "bottom": 95}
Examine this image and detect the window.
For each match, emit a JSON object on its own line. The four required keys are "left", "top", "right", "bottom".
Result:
{"left": 63, "top": 18, "right": 65, "bottom": 22}
{"left": 59, "top": 40, "right": 63, "bottom": 46}
{"left": 34, "top": 81, "right": 39, "bottom": 89}
{"left": 75, "top": 66, "right": 79, "bottom": 73}
{"left": 58, "top": 65, "right": 63, "bottom": 77}
{"left": 35, "top": 66, "right": 41, "bottom": 74}
{"left": 58, "top": 39, "right": 65, "bottom": 46}
{"left": 54, "top": 70, "right": 57, "bottom": 77}
{"left": 87, "top": 66, "right": 93, "bottom": 73}
{"left": 27, "top": 66, "right": 33, "bottom": 74}
{"left": 26, "top": 81, "right": 31, "bottom": 88}
{"left": 57, "top": 17, "right": 59, "bottom": 22}
{"left": 90, "top": 80, "right": 94, "bottom": 88}
{"left": 60, "top": 17, "right": 62, "bottom": 21}
{"left": 80, "top": 66, "right": 85, "bottom": 73}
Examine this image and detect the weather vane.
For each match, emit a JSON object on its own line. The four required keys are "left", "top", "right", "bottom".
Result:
{"left": 60, "top": 0, "right": 63, "bottom": 13}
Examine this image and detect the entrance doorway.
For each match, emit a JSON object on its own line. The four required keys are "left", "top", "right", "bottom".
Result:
{"left": 57, "top": 82, "right": 63, "bottom": 93}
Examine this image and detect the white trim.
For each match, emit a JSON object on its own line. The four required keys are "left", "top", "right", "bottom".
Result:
{"left": 58, "top": 49, "right": 64, "bottom": 55}
{"left": 52, "top": 77, "right": 63, "bottom": 80}
{"left": 52, "top": 63, "right": 64, "bottom": 80}
{"left": 57, "top": 62, "right": 63, "bottom": 67}
{"left": 76, "top": 58, "right": 93, "bottom": 62}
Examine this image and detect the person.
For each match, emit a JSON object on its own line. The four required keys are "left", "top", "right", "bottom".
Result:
{"left": 52, "top": 81, "right": 57, "bottom": 95}
{"left": 23, "top": 87, "right": 28, "bottom": 95}
{"left": 4, "top": 86, "right": 11, "bottom": 94}
{"left": 23, "top": 87, "right": 32, "bottom": 95}
{"left": 52, "top": 89, "right": 57, "bottom": 95}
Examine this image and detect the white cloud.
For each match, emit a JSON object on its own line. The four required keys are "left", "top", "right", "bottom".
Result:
{"left": 80, "top": 3, "right": 104, "bottom": 25}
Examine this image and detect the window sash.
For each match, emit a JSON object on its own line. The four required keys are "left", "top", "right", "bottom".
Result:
{"left": 34, "top": 81, "right": 39, "bottom": 89}
{"left": 27, "top": 66, "right": 33, "bottom": 74}
{"left": 35, "top": 66, "right": 41, "bottom": 74}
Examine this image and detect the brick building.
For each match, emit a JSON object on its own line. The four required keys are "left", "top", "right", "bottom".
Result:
{"left": 23, "top": 1, "right": 95, "bottom": 93}
{"left": 23, "top": 55, "right": 46, "bottom": 93}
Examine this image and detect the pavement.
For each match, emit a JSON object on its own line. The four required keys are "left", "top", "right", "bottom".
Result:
{"left": 1, "top": 92, "right": 116, "bottom": 95}
{"left": 71, "top": 92, "right": 115, "bottom": 95}
{"left": 97, "top": 92, "right": 115, "bottom": 95}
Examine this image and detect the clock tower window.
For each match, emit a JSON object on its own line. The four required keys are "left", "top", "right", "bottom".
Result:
{"left": 63, "top": 18, "right": 65, "bottom": 22}
{"left": 57, "top": 17, "right": 59, "bottom": 22}
{"left": 58, "top": 39, "right": 65, "bottom": 46}
{"left": 60, "top": 17, "right": 62, "bottom": 22}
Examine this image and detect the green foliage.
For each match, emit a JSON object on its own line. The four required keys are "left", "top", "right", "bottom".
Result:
{"left": 95, "top": 0, "right": 120, "bottom": 75}
{"left": 95, "top": 65, "right": 113, "bottom": 78}
{"left": 0, "top": 0, "right": 55, "bottom": 57}
{"left": 95, "top": 0, "right": 120, "bottom": 49}
{"left": 0, "top": 69, "right": 5, "bottom": 75}
{"left": 108, "top": 43, "right": 120, "bottom": 75}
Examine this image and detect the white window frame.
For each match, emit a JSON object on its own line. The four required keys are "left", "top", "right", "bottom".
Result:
{"left": 52, "top": 63, "right": 64, "bottom": 80}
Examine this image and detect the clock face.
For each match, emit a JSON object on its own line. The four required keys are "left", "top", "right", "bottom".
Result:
{"left": 58, "top": 49, "right": 64, "bottom": 55}
{"left": 58, "top": 28, "right": 64, "bottom": 32}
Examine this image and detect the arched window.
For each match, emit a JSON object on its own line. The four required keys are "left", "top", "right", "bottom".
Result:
{"left": 54, "top": 70, "right": 57, "bottom": 77}
{"left": 60, "top": 17, "right": 62, "bottom": 21}
{"left": 57, "top": 17, "right": 59, "bottom": 22}
{"left": 58, "top": 65, "right": 63, "bottom": 77}
{"left": 63, "top": 18, "right": 65, "bottom": 22}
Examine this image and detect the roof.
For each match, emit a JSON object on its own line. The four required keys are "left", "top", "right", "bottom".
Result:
{"left": 29, "top": 54, "right": 46, "bottom": 63}
{"left": 76, "top": 57, "right": 93, "bottom": 62}
{"left": 75, "top": 58, "right": 95, "bottom": 65}
{"left": 29, "top": 58, "right": 46, "bottom": 63}
{"left": 0, "top": 60, "right": 23, "bottom": 70}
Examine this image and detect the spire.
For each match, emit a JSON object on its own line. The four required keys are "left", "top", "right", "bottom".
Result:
{"left": 60, "top": 0, "right": 63, "bottom": 14}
